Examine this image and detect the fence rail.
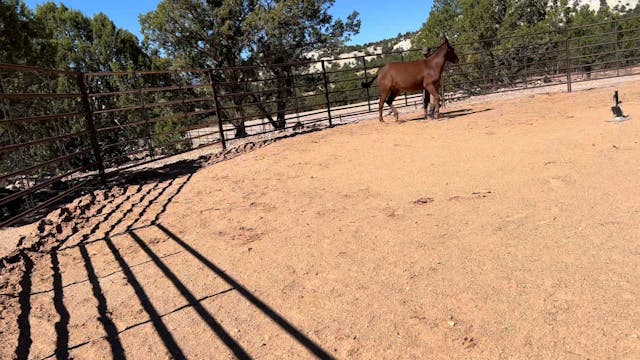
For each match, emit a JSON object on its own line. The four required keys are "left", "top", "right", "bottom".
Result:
{"left": 3, "top": 16, "right": 640, "bottom": 228}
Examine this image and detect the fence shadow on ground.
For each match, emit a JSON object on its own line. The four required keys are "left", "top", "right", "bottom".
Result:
{"left": 155, "top": 223, "right": 335, "bottom": 359}
{"left": 6, "top": 136, "right": 336, "bottom": 359}
{"left": 4, "top": 121, "right": 348, "bottom": 230}
{"left": 9, "top": 160, "right": 194, "bottom": 359}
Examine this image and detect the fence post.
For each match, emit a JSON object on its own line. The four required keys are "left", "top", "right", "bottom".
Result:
{"left": 134, "top": 71, "right": 155, "bottom": 159}
{"left": 361, "top": 56, "right": 371, "bottom": 112}
{"left": 320, "top": 60, "right": 333, "bottom": 127}
{"left": 565, "top": 27, "right": 572, "bottom": 93}
{"left": 441, "top": 82, "right": 446, "bottom": 108}
{"left": 400, "top": 52, "right": 408, "bottom": 106}
{"left": 0, "top": 74, "right": 7, "bottom": 120}
{"left": 76, "top": 71, "right": 106, "bottom": 185}
{"left": 521, "top": 36, "right": 528, "bottom": 88}
{"left": 615, "top": 20, "right": 620, "bottom": 77}
{"left": 206, "top": 69, "right": 227, "bottom": 150}
{"left": 480, "top": 50, "right": 488, "bottom": 93}
{"left": 0, "top": 72, "right": 33, "bottom": 200}
{"left": 174, "top": 70, "right": 194, "bottom": 149}
{"left": 291, "top": 70, "right": 302, "bottom": 126}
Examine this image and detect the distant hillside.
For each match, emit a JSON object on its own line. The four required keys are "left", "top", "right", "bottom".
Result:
{"left": 305, "top": 31, "right": 417, "bottom": 71}
{"left": 579, "top": 0, "right": 639, "bottom": 11}
{"left": 343, "top": 31, "right": 417, "bottom": 53}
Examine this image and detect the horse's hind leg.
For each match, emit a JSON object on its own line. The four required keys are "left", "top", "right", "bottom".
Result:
{"left": 378, "top": 87, "right": 390, "bottom": 122}
{"left": 423, "top": 90, "right": 432, "bottom": 119}
{"left": 386, "top": 90, "right": 400, "bottom": 122}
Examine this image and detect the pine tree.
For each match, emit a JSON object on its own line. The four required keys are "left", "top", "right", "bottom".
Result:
{"left": 414, "top": 0, "right": 462, "bottom": 49}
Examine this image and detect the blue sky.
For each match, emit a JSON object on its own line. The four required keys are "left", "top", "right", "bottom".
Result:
{"left": 23, "top": 0, "right": 433, "bottom": 45}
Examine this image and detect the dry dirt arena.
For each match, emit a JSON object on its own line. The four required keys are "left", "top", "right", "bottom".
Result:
{"left": 1, "top": 81, "right": 640, "bottom": 359}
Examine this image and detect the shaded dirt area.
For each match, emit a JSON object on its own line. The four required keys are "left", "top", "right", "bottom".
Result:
{"left": 1, "top": 82, "right": 640, "bottom": 359}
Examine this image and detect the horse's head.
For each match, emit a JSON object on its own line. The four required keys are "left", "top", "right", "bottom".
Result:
{"left": 442, "top": 36, "right": 459, "bottom": 64}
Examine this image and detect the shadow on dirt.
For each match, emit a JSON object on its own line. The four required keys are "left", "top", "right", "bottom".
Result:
{"left": 4, "top": 124, "right": 350, "bottom": 359}
{"left": 401, "top": 108, "right": 493, "bottom": 123}
{"left": 10, "top": 190, "right": 335, "bottom": 359}
{"left": 3, "top": 124, "right": 342, "bottom": 228}
{"left": 155, "top": 223, "right": 335, "bottom": 359}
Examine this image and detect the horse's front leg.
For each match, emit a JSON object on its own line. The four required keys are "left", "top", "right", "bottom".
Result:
{"left": 425, "top": 84, "right": 440, "bottom": 119}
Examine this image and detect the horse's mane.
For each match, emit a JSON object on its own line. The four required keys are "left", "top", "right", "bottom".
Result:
{"left": 423, "top": 41, "right": 448, "bottom": 60}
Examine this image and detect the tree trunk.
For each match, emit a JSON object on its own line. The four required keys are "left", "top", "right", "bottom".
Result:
{"left": 233, "top": 120, "right": 248, "bottom": 138}
{"left": 230, "top": 95, "right": 247, "bottom": 138}
{"left": 275, "top": 98, "right": 287, "bottom": 130}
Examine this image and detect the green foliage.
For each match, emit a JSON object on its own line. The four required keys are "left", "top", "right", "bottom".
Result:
{"left": 457, "top": 0, "right": 507, "bottom": 48}
{"left": 414, "top": 0, "right": 462, "bottom": 47}
{"left": 1, "top": 1, "right": 155, "bottom": 182}
{"left": 411, "top": 0, "right": 640, "bottom": 96}
{"left": 152, "top": 116, "right": 189, "bottom": 155}
{"left": 0, "top": 0, "right": 50, "bottom": 65}
{"left": 31, "top": 3, "right": 150, "bottom": 71}
{"left": 244, "top": 1, "right": 360, "bottom": 64}
{"left": 140, "top": 0, "right": 360, "bottom": 134}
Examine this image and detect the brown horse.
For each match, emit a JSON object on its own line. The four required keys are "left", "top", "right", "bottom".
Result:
{"left": 362, "top": 36, "right": 459, "bottom": 121}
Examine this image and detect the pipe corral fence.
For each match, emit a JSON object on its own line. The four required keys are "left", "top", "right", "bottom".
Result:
{"left": 2, "top": 16, "right": 640, "bottom": 227}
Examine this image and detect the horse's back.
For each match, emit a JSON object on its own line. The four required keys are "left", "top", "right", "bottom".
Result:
{"left": 380, "top": 61, "right": 426, "bottom": 91}
{"left": 386, "top": 60, "right": 425, "bottom": 75}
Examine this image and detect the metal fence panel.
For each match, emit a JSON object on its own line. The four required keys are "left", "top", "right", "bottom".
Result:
{"left": 2, "top": 16, "right": 640, "bottom": 228}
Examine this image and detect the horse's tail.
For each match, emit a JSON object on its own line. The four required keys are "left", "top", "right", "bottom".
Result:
{"left": 361, "top": 71, "right": 379, "bottom": 88}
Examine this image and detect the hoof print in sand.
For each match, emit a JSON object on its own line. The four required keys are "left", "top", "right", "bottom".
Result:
{"left": 414, "top": 197, "right": 435, "bottom": 205}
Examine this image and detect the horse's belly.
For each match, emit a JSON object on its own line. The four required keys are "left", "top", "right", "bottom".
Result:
{"left": 396, "top": 82, "right": 424, "bottom": 92}
{"left": 405, "top": 83, "right": 424, "bottom": 92}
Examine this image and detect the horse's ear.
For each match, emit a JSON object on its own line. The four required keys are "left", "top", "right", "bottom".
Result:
{"left": 442, "top": 35, "right": 449, "bottom": 44}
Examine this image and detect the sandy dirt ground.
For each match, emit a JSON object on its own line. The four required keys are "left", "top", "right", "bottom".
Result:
{"left": 1, "top": 81, "right": 640, "bottom": 359}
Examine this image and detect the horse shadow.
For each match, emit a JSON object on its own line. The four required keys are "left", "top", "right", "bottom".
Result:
{"left": 401, "top": 108, "right": 493, "bottom": 123}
